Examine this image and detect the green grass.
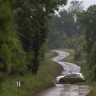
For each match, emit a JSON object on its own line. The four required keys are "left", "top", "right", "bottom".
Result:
{"left": 87, "top": 82, "right": 96, "bottom": 96}
{"left": 62, "top": 49, "right": 96, "bottom": 96}
{"left": 0, "top": 51, "right": 62, "bottom": 96}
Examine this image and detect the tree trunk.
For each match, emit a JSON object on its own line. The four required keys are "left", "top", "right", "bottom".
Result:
{"left": 32, "top": 49, "right": 39, "bottom": 74}
{"left": 0, "top": 54, "right": 10, "bottom": 82}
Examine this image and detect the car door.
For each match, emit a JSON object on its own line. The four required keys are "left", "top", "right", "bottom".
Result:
{"left": 60, "top": 74, "right": 72, "bottom": 83}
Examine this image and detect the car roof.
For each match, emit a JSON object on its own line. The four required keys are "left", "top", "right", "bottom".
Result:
{"left": 66, "top": 72, "right": 82, "bottom": 75}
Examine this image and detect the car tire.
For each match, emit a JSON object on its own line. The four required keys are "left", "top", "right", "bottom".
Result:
{"left": 59, "top": 78, "right": 64, "bottom": 83}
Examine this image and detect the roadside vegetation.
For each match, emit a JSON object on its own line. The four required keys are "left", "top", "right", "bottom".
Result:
{"left": 0, "top": 0, "right": 67, "bottom": 95}
{"left": 0, "top": 51, "right": 62, "bottom": 96}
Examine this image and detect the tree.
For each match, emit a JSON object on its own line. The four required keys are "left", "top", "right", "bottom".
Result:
{"left": 0, "top": 1, "right": 28, "bottom": 82}
{"left": 0, "top": 1, "right": 13, "bottom": 81}
{"left": 12, "top": 0, "right": 67, "bottom": 74}
{"left": 78, "top": 5, "right": 96, "bottom": 80}
{"left": 48, "top": 7, "right": 85, "bottom": 49}
{"left": 68, "top": 0, "right": 84, "bottom": 14}
{"left": 48, "top": 10, "right": 72, "bottom": 48}
{"left": 79, "top": 5, "right": 96, "bottom": 65}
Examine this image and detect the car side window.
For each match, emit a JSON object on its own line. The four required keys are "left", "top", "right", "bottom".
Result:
{"left": 70, "top": 74, "right": 77, "bottom": 78}
{"left": 70, "top": 74, "right": 76, "bottom": 78}
{"left": 76, "top": 74, "right": 80, "bottom": 77}
{"left": 65, "top": 73, "right": 81, "bottom": 78}
{"left": 65, "top": 74, "right": 70, "bottom": 78}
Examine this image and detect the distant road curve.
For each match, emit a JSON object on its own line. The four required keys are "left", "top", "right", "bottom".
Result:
{"left": 36, "top": 50, "right": 92, "bottom": 96}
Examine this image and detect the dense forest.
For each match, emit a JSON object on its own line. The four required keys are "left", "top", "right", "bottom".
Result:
{"left": 48, "top": 1, "right": 84, "bottom": 49}
{"left": 79, "top": 5, "right": 96, "bottom": 80}
{"left": 48, "top": 1, "right": 96, "bottom": 80}
{"left": 0, "top": 0, "right": 67, "bottom": 83}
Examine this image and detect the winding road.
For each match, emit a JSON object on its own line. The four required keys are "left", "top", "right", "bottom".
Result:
{"left": 36, "top": 50, "right": 92, "bottom": 96}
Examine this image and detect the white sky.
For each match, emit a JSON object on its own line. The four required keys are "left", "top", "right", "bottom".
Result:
{"left": 64, "top": 0, "right": 96, "bottom": 10}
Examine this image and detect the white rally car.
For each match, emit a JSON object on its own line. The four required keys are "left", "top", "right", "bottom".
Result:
{"left": 56, "top": 72, "right": 85, "bottom": 84}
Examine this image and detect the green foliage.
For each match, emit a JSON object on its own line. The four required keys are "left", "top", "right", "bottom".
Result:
{"left": 92, "top": 65, "right": 96, "bottom": 80}
{"left": 13, "top": 0, "right": 67, "bottom": 74}
{"left": 48, "top": 7, "right": 84, "bottom": 49}
{"left": 0, "top": 63, "right": 4, "bottom": 77}
{"left": 74, "top": 35, "right": 86, "bottom": 60}
{"left": 68, "top": 0, "right": 84, "bottom": 13}
{"left": 0, "top": 0, "right": 67, "bottom": 88}
{"left": 10, "top": 42, "right": 28, "bottom": 75}
{"left": 78, "top": 5, "right": 96, "bottom": 80}
{"left": 1, "top": 44, "right": 12, "bottom": 60}
{"left": 27, "top": 51, "right": 34, "bottom": 71}
{"left": 0, "top": 1, "right": 29, "bottom": 81}
{"left": 0, "top": 51, "right": 62, "bottom": 96}
{"left": 91, "top": 42, "right": 96, "bottom": 64}
{"left": 0, "top": 1, "right": 14, "bottom": 81}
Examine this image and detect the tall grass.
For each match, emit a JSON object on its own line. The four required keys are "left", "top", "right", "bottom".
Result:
{"left": 0, "top": 51, "right": 62, "bottom": 96}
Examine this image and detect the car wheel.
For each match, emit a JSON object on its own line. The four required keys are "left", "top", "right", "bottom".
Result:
{"left": 59, "top": 78, "right": 64, "bottom": 83}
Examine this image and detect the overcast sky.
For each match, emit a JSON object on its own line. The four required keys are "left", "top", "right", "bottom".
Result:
{"left": 64, "top": 0, "right": 96, "bottom": 10}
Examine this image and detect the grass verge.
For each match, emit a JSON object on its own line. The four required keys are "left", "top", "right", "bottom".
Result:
{"left": 63, "top": 49, "right": 96, "bottom": 96}
{"left": 0, "top": 51, "right": 62, "bottom": 96}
